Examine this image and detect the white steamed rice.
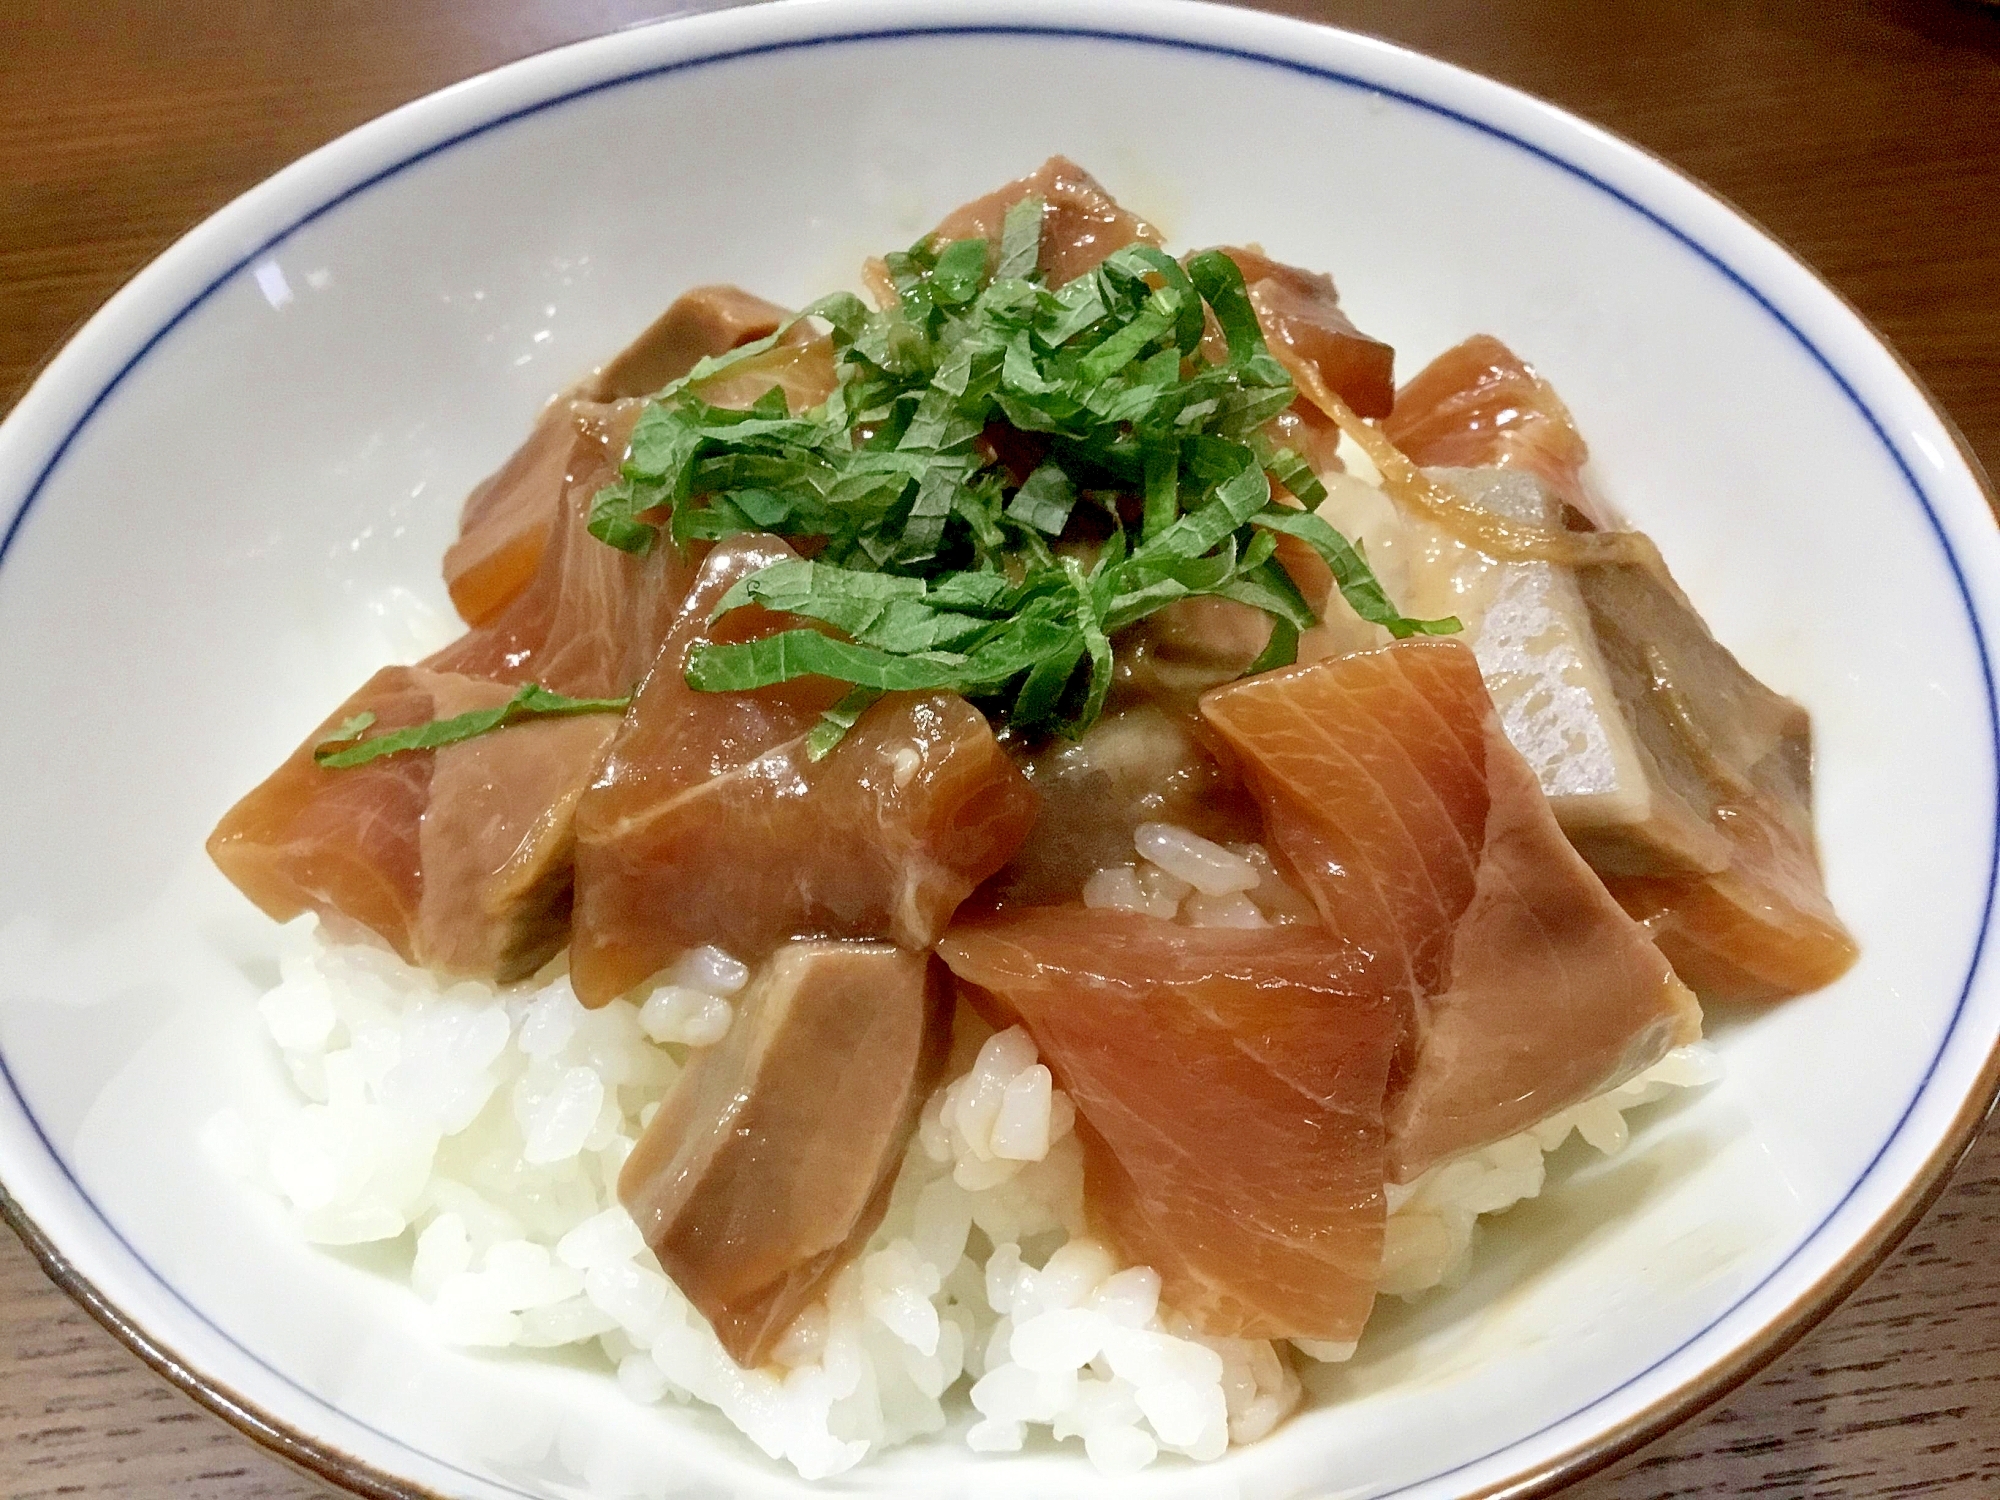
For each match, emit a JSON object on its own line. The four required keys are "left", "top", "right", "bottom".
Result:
{"left": 205, "top": 861, "right": 1718, "bottom": 1478}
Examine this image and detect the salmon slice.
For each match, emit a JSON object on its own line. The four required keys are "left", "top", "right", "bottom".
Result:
{"left": 940, "top": 908, "right": 1400, "bottom": 1344}
{"left": 1200, "top": 640, "right": 1701, "bottom": 1182}
{"left": 568, "top": 537, "right": 1038, "bottom": 1003}
{"left": 1216, "top": 247, "right": 1396, "bottom": 420}
{"left": 209, "top": 667, "right": 615, "bottom": 979}
{"left": 1385, "top": 335, "right": 1604, "bottom": 527}
{"left": 620, "top": 941, "right": 951, "bottom": 1367}
{"left": 930, "top": 155, "right": 1164, "bottom": 286}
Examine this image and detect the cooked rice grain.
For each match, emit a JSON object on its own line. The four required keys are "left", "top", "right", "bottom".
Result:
{"left": 207, "top": 918, "right": 1715, "bottom": 1477}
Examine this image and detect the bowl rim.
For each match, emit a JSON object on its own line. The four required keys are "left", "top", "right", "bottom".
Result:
{"left": 2, "top": 2, "right": 1996, "bottom": 1497}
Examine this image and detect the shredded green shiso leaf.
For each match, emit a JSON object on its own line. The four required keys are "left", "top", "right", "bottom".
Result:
{"left": 313, "top": 684, "right": 631, "bottom": 768}
{"left": 319, "top": 200, "right": 1457, "bottom": 768}
{"left": 589, "top": 198, "right": 1455, "bottom": 755}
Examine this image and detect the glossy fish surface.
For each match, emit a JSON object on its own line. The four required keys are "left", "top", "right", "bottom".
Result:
{"left": 1200, "top": 640, "right": 1702, "bottom": 1182}
{"left": 619, "top": 941, "right": 950, "bottom": 1367}
{"left": 570, "top": 538, "right": 1038, "bottom": 1003}
{"left": 940, "top": 907, "right": 1400, "bottom": 1343}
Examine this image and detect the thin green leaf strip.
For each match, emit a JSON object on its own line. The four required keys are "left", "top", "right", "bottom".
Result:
{"left": 313, "top": 684, "right": 631, "bottom": 768}
{"left": 569, "top": 218, "right": 1455, "bottom": 745}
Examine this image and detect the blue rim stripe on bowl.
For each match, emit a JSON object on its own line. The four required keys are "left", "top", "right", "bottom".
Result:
{"left": 0, "top": 20, "right": 1992, "bottom": 1499}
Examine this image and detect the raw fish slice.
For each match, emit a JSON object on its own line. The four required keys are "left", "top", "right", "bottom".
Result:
{"left": 567, "top": 534, "right": 838, "bottom": 1002}
{"left": 940, "top": 909, "right": 1399, "bottom": 1343}
{"left": 1608, "top": 799, "right": 1858, "bottom": 1001}
{"left": 209, "top": 667, "right": 623, "bottom": 980}
{"left": 573, "top": 686, "right": 1038, "bottom": 1003}
{"left": 431, "top": 316, "right": 836, "bottom": 698}
{"left": 987, "top": 704, "right": 1261, "bottom": 908}
{"left": 1115, "top": 524, "right": 1346, "bottom": 705}
{"left": 426, "top": 398, "right": 682, "bottom": 698}
{"left": 1573, "top": 558, "right": 1858, "bottom": 998}
{"left": 569, "top": 537, "right": 1039, "bottom": 1003}
{"left": 1378, "top": 338, "right": 1853, "bottom": 993}
{"left": 1385, "top": 334, "right": 1604, "bottom": 527}
{"left": 1434, "top": 467, "right": 1734, "bottom": 876}
{"left": 1216, "top": 246, "right": 1396, "bottom": 419}
{"left": 208, "top": 667, "right": 451, "bottom": 959}
{"left": 930, "top": 155, "right": 1164, "bottom": 286}
{"left": 443, "top": 287, "right": 799, "bottom": 628}
{"left": 1118, "top": 595, "right": 1280, "bottom": 706}
{"left": 581, "top": 533, "right": 837, "bottom": 807}
{"left": 620, "top": 942, "right": 951, "bottom": 1367}
{"left": 1200, "top": 640, "right": 1701, "bottom": 1182}
{"left": 413, "top": 682, "right": 620, "bottom": 982}
{"left": 442, "top": 396, "right": 614, "bottom": 628}
{"left": 582, "top": 284, "right": 793, "bottom": 402}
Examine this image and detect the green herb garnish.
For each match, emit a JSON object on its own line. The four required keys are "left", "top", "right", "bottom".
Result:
{"left": 315, "top": 207, "right": 1459, "bottom": 772}
{"left": 594, "top": 204, "right": 1455, "bottom": 750}
{"left": 312, "top": 684, "right": 632, "bottom": 768}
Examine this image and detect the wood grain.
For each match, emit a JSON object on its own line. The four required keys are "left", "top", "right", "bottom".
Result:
{"left": 3, "top": 1, "right": 1997, "bottom": 1496}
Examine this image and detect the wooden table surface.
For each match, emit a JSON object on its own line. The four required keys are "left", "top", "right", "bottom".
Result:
{"left": 3, "top": 0, "right": 1998, "bottom": 1495}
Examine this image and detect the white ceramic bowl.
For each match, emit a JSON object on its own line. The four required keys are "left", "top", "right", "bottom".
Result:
{"left": 2, "top": 2, "right": 1996, "bottom": 1497}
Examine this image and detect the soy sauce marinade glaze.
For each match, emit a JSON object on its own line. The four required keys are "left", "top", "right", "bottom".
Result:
{"left": 208, "top": 158, "right": 1853, "bottom": 1391}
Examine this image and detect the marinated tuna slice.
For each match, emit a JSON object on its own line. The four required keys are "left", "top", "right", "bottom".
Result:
{"left": 987, "top": 704, "right": 1260, "bottom": 907}
{"left": 1569, "top": 557, "right": 1858, "bottom": 999}
{"left": 429, "top": 310, "right": 847, "bottom": 697}
{"left": 1112, "top": 505, "right": 1361, "bottom": 713}
{"left": 1200, "top": 640, "right": 1701, "bottom": 1182}
{"left": 940, "top": 909, "right": 1400, "bottom": 1344}
{"left": 443, "top": 397, "right": 608, "bottom": 628}
{"left": 582, "top": 284, "right": 793, "bottom": 402}
{"left": 1373, "top": 361, "right": 1853, "bottom": 996}
{"left": 426, "top": 399, "right": 692, "bottom": 699}
{"left": 413, "top": 683, "right": 620, "bottom": 981}
{"left": 1436, "top": 466, "right": 1734, "bottom": 877}
{"left": 620, "top": 941, "right": 950, "bottom": 1367}
{"left": 1118, "top": 597, "right": 1279, "bottom": 706}
{"left": 209, "top": 666, "right": 615, "bottom": 979}
{"left": 678, "top": 331, "right": 837, "bottom": 416}
{"left": 931, "top": 155, "right": 1164, "bottom": 286}
{"left": 208, "top": 667, "right": 449, "bottom": 959}
{"left": 569, "top": 537, "right": 1038, "bottom": 1003}
{"left": 1385, "top": 334, "right": 1605, "bottom": 527}
{"left": 574, "top": 685, "right": 1038, "bottom": 1005}
{"left": 1608, "top": 799, "right": 1857, "bottom": 1002}
{"left": 443, "top": 287, "right": 800, "bottom": 629}
{"left": 1217, "top": 247, "right": 1396, "bottom": 419}
{"left": 567, "top": 534, "right": 842, "bottom": 1003}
